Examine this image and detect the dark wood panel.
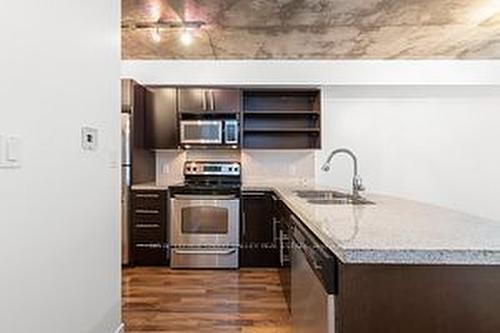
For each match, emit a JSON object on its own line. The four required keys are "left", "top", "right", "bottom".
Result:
{"left": 338, "top": 264, "right": 500, "bottom": 333}
{"left": 132, "top": 191, "right": 162, "bottom": 209}
{"left": 243, "top": 116, "right": 319, "bottom": 129}
{"left": 210, "top": 89, "right": 241, "bottom": 113}
{"left": 145, "top": 87, "right": 179, "bottom": 149}
{"left": 131, "top": 243, "right": 167, "bottom": 266}
{"left": 241, "top": 192, "right": 280, "bottom": 267}
{"left": 178, "top": 88, "right": 205, "bottom": 113}
{"left": 243, "top": 90, "right": 319, "bottom": 111}
{"left": 122, "top": 267, "right": 291, "bottom": 333}
{"left": 243, "top": 132, "right": 320, "bottom": 149}
{"left": 131, "top": 83, "right": 155, "bottom": 184}
{"left": 131, "top": 190, "right": 168, "bottom": 266}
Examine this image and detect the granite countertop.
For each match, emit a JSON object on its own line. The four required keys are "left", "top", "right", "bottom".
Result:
{"left": 244, "top": 183, "right": 500, "bottom": 265}
{"left": 131, "top": 182, "right": 170, "bottom": 191}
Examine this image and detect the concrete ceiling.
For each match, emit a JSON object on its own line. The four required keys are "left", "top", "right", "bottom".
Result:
{"left": 122, "top": 0, "right": 500, "bottom": 59}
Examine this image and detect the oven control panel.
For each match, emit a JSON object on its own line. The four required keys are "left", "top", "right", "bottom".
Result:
{"left": 184, "top": 161, "right": 241, "bottom": 176}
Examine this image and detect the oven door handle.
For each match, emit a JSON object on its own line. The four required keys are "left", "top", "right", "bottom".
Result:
{"left": 171, "top": 194, "right": 238, "bottom": 200}
{"left": 173, "top": 249, "right": 237, "bottom": 256}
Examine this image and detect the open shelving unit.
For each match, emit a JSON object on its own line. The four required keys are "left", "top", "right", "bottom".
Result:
{"left": 242, "top": 89, "right": 321, "bottom": 149}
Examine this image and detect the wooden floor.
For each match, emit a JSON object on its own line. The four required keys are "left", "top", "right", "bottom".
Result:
{"left": 122, "top": 267, "right": 292, "bottom": 333}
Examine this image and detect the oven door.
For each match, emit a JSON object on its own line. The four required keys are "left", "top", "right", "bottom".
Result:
{"left": 170, "top": 194, "right": 240, "bottom": 247}
{"left": 180, "top": 120, "right": 223, "bottom": 145}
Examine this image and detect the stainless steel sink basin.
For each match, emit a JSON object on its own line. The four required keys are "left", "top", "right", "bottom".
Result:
{"left": 295, "top": 190, "right": 350, "bottom": 199}
{"left": 294, "top": 190, "right": 374, "bottom": 205}
{"left": 307, "top": 197, "right": 375, "bottom": 205}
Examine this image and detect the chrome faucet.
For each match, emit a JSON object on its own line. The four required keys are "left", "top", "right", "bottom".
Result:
{"left": 321, "top": 148, "right": 365, "bottom": 198}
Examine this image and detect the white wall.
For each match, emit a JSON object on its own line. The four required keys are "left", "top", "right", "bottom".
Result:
{"left": 0, "top": 1, "right": 121, "bottom": 333}
{"left": 317, "top": 85, "right": 500, "bottom": 221}
{"left": 122, "top": 60, "right": 500, "bottom": 86}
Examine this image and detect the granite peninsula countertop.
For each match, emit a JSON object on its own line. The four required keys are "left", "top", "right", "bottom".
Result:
{"left": 244, "top": 183, "right": 500, "bottom": 265}
{"left": 132, "top": 181, "right": 500, "bottom": 265}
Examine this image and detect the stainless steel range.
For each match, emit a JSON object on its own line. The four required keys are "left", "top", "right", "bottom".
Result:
{"left": 169, "top": 161, "right": 241, "bottom": 269}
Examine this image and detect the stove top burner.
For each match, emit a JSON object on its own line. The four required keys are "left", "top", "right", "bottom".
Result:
{"left": 170, "top": 161, "right": 242, "bottom": 196}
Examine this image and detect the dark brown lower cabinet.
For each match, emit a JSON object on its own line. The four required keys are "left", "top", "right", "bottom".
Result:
{"left": 130, "top": 189, "right": 168, "bottom": 266}
{"left": 240, "top": 191, "right": 280, "bottom": 267}
{"left": 337, "top": 264, "right": 500, "bottom": 333}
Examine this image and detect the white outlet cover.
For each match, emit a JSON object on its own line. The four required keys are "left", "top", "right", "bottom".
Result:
{"left": 82, "top": 127, "right": 98, "bottom": 151}
{"left": 162, "top": 164, "right": 170, "bottom": 174}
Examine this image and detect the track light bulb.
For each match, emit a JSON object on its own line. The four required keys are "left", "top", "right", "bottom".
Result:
{"left": 152, "top": 26, "right": 161, "bottom": 43}
{"left": 180, "top": 29, "right": 193, "bottom": 46}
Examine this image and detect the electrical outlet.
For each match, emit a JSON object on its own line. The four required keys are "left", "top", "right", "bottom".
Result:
{"left": 81, "top": 127, "right": 98, "bottom": 151}
{"left": 162, "top": 164, "right": 170, "bottom": 174}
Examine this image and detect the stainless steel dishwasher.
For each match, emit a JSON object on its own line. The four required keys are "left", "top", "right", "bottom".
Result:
{"left": 291, "top": 219, "right": 338, "bottom": 333}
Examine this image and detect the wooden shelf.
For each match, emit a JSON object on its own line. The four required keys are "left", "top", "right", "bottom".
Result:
{"left": 244, "top": 127, "right": 320, "bottom": 133}
{"left": 242, "top": 89, "right": 321, "bottom": 149}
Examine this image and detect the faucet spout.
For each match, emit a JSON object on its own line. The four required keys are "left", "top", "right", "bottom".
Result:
{"left": 321, "top": 148, "right": 364, "bottom": 198}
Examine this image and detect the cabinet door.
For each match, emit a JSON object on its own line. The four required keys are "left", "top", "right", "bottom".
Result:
{"left": 209, "top": 89, "right": 240, "bottom": 113}
{"left": 145, "top": 88, "right": 178, "bottom": 149}
{"left": 178, "top": 88, "right": 206, "bottom": 113}
{"left": 241, "top": 192, "right": 279, "bottom": 267}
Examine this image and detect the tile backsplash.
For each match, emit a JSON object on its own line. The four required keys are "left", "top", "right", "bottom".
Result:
{"left": 241, "top": 151, "right": 315, "bottom": 186}
{"left": 155, "top": 149, "right": 315, "bottom": 186}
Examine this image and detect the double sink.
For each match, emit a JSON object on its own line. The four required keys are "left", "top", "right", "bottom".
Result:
{"left": 295, "top": 190, "right": 375, "bottom": 205}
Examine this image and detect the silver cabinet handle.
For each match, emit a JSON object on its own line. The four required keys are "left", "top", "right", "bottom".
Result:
{"left": 272, "top": 217, "right": 279, "bottom": 243}
{"left": 202, "top": 90, "right": 207, "bottom": 111}
{"left": 242, "top": 211, "right": 246, "bottom": 239}
{"left": 135, "top": 223, "right": 160, "bottom": 229}
{"left": 173, "top": 249, "right": 236, "bottom": 256}
{"left": 243, "top": 191, "right": 267, "bottom": 196}
{"left": 135, "top": 194, "right": 160, "bottom": 199}
{"left": 135, "top": 243, "right": 162, "bottom": 249}
{"left": 135, "top": 209, "right": 160, "bottom": 215}
{"left": 210, "top": 90, "right": 215, "bottom": 111}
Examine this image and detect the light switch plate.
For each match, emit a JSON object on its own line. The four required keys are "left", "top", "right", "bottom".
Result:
{"left": 82, "top": 127, "right": 98, "bottom": 151}
{"left": 0, "top": 134, "right": 4, "bottom": 163}
{"left": 7, "top": 136, "right": 21, "bottom": 162}
{"left": 0, "top": 135, "right": 21, "bottom": 169}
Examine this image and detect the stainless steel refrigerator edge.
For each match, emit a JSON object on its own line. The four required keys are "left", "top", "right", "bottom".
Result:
{"left": 121, "top": 79, "right": 156, "bottom": 265}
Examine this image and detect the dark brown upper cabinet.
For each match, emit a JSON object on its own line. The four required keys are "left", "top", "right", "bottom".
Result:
{"left": 178, "top": 88, "right": 240, "bottom": 114}
{"left": 145, "top": 87, "right": 179, "bottom": 149}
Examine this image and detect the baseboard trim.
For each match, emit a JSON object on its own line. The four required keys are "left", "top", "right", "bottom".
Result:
{"left": 114, "top": 323, "right": 125, "bottom": 333}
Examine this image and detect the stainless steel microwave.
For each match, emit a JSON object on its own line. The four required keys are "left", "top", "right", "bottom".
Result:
{"left": 180, "top": 120, "right": 239, "bottom": 147}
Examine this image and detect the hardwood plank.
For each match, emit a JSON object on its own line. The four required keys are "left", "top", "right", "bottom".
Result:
{"left": 123, "top": 267, "right": 291, "bottom": 333}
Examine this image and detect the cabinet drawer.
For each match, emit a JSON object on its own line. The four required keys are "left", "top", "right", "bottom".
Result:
{"left": 132, "top": 191, "right": 163, "bottom": 209}
{"left": 133, "top": 208, "right": 162, "bottom": 219}
{"left": 132, "top": 223, "right": 164, "bottom": 242}
{"left": 132, "top": 242, "right": 167, "bottom": 266}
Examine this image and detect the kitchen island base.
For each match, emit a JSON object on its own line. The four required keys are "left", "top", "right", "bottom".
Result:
{"left": 337, "top": 264, "right": 500, "bottom": 333}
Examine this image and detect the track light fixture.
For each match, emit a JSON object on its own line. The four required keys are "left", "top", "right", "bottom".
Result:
{"left": 122, "top": 20, "right": 205, "bottom": 45}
